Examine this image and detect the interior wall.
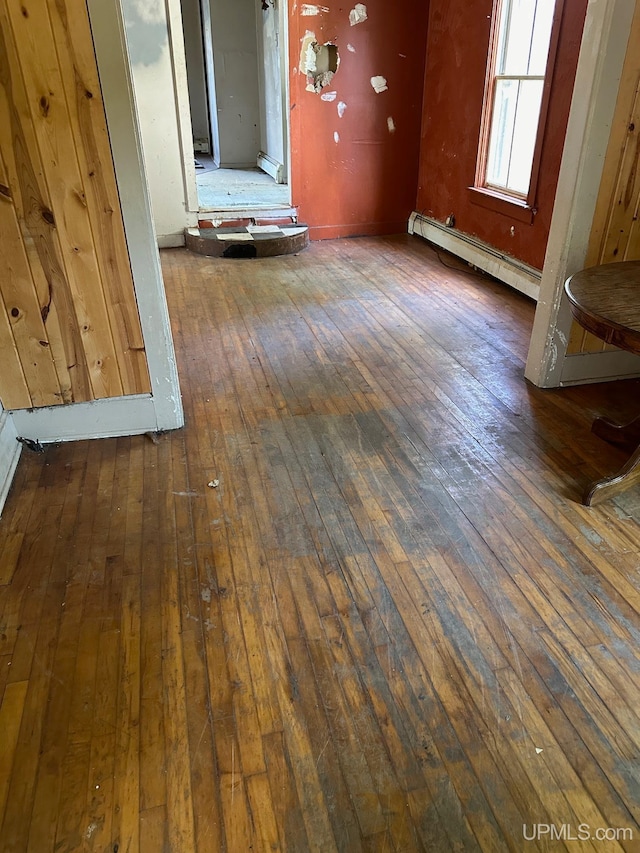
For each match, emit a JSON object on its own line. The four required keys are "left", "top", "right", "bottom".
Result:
{"left": 122, "top": 0, "right": 193, "bottom": 244}
{"left": 288, "top": 1, "right": 430, "bottom": 240}
{"left": 415, "top": 0, "right": 587, "bottom": 271}
{"left": 210, "top": 0, "right": 261, "bottom": 168}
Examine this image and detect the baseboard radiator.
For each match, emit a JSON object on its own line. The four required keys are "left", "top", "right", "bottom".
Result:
{"left": 409, "top": 212, "right": 542, "bottom": 302}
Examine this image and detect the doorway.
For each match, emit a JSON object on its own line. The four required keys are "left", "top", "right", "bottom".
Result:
{"left": 179, "top": 0, "right": 291, "bottom": 213}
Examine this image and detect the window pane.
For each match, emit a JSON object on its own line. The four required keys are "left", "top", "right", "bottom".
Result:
{"left": 486, "top": 78, "right": 543, "bottom": 195}
{"left": 486, "top": 79, "right": 518, "bottom": 190}
{"left": 495, "top": 0, "right": 513, "bottom": 73}
{"left": 507, "top": 79, "right": 544, "bottom": 193}
{"left": 529, "top": 0, "right": 555, "bottom": 74}
{"left": 501, "top": 0, "right": 536, "bottom": 75}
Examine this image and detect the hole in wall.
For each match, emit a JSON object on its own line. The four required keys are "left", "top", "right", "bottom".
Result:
{"left": 300, "top": 33, "right": 339, "bottom": 93}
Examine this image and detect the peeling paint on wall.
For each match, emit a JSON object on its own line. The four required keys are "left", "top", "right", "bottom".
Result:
{"left": 370, "top": 75, "right": 388, "bottom": 94}
{"left": 299, "top": 31, "right": 315, "bottom": 72}
{"left": 387, "top": 116, "right": 396, "bottom": 133}
{"left": 349, "top": 4, "right": 367, "bottom": 25}
{"left": 301, "top": 4, "right": 330, "bottom": 15}
{"left": 289, "top": 0, "right": 431, "bottom": 240}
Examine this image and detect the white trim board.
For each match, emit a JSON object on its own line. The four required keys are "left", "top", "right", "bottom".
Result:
{"left": 86, "top": 0, "right": 184, "bottom": 435}
{"left": 165, "top": 0, "right": 200, "bottom": 216}
{"left": 409, "top": 213, "right": 541, "bottom": 301}
{"left": 10, "top": 395, "right": 162, "bottom": 444}
{"left": 559, "top": 351, "right": 640, "bottom": 386}
{"left": 0, "top": 411, "right": 21, "bottom": 517}
{"left": 157, "top": 232, "right": 187, "bottom": 249}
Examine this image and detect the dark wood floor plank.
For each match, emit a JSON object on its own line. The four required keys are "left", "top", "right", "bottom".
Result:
{"left": 263, "top": 730, "right": 310, "bottom": 852}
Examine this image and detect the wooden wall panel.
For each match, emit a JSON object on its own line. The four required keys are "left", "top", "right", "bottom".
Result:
{"left": 567, "top": 0, "right": 640, "bottom": 355}
{"left": 48, "top": 0, "right": 149, "bottom": 394}
{"left": 0, "top": 13, "right": 76, "bottom": 405}
{"left": 0, "top": 0, "right": 150, "bottom": 409}
{"left": 0, "top": 147, "right": 61, "bottom": 408}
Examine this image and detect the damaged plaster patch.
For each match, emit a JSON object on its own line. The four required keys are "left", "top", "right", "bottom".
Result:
{"left": 349, "top": 3, "right": 367, "bottom": 25}
{"left": 370, "top": 75, "right": 388, "bottom": 93}
{"left": 337, "top": 101, "right": 347, "bottom": 118}
{"left": 321, "top": 90, "right": 337, "bottom": 101}
{"left": 387, "top": 116, "right": 396, "bottom": 133}
{"left": 301, "top": 3, "right": 330, "bottom": 14}
{"left": 300, "top": 31, "right": 340, "bottom": 93}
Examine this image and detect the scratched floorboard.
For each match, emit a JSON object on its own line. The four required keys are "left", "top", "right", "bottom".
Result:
{"left": 0, "top": 235, "right": 639, "bottom": 852}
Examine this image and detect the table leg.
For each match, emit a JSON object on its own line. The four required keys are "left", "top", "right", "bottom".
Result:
{"left": 592, "top": 413, "right": 640, "bottom": 447}
{"left": 583, "top": 441, "right": 640, "bottom": 505}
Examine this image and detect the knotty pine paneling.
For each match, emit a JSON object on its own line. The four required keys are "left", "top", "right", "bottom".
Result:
{"left": 568, "top": 0, "right": 640, "bottom": 355}
{"left": 0, "top": 0, "right": 150, "bottom": 409}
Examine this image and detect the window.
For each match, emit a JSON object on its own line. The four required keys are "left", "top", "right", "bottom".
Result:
{"left": 472, "top": 0, "right": 562, "bottom": 216}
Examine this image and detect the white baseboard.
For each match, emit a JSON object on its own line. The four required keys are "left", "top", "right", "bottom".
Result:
{"left": 0, "top": 411, "right": 21, "bottom": 517}
{"left": 157, "top": 232, "right": 187, "bottom": 249}
{"left": 409, "top": 212, "right": 542, "bottom": 301}
{"left": 559, "top": 351, "right": 640, "bottom": 386}
{"left": 257, "top": 151, "right": 285, "bottom": 184}
{"left": 9, "top": 394, "right": 177, "bottom": 444}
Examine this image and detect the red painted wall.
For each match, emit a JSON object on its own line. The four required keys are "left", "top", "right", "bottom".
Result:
{"left": 416, "top": 0, "right": 587, "bottom": 270}
{"left": 288, "top": 2, "right": 429, "bottom": 240}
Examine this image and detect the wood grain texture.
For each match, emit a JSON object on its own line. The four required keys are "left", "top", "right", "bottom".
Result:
{"left": 565, "top": 262, "right": 640, "bottom": 351}
{"left": 46, "top": 0, "right": 150, "bottom": 395}
{"left": 0, "top": 236, "right": 639, "bottom": 851}
{"left": 0, "top": 0, "right": 149, "bottom": 409}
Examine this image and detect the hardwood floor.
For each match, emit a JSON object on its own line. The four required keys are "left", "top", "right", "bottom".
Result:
{"left": 1, "top": 235, "right": 639, "bottom": 852}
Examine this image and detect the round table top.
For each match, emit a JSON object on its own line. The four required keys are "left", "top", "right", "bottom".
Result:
{"left": 564, "top": 260, "right": 640, "bottom": 354}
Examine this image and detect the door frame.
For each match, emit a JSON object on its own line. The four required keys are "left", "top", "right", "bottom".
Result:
{"left": 167, "top": 0, "right": 292, "bottom": 208}
{"left": 256, "top": 0, "right": 290, "bottom": 184}
{"left": 525, "top": 0, "right": 639, "bottom": 387}
{"left": 199, "top": 0, "right": 221, "bottom": 167}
